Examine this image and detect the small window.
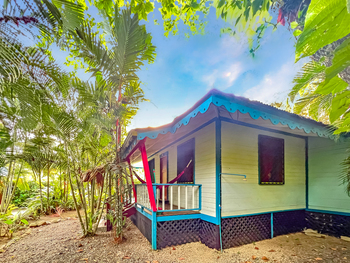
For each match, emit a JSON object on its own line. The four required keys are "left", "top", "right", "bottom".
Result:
{"left": 177, "top": 138, "right": 195, "bottom": 183}
{"left": 258, "top": 135, "right": 284, "bottom": 185}
{"left": 148, "top": 158, "right": 155, "bottom": 183}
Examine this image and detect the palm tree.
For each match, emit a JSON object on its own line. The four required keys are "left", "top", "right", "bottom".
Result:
{"left": 68, "top": 5, "right": 156, "bottom": 237}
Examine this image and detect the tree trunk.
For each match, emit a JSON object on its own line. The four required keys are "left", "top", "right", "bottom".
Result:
{"left": 47, "top": 165, "right": 50, "bottom": 214}
{"left": 39, "top": 169, "right": 43, "bottom": 213}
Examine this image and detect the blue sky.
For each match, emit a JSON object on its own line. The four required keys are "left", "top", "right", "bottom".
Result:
{"left": 127, "top": 7, "right": 306, "bottom": 130}
{"left": 50, "top": 5, "right": 306, "bottom": 131}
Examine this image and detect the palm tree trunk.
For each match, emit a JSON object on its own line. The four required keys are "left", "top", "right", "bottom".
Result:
{"left": 4, "top": 161, "right": 24, "bottom": 212}
{"left": 64, "top": 141, "right": 86, "bottom": 235}
{"left": 39, "top": 168, "right": 43, "bottom": 213}
{"left": 47, "top": 165, "right": 50, "bottom": 214}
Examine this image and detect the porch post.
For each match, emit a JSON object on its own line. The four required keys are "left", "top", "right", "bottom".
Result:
{"left": 139, "top": 142, "right": 157, "bottom": 212}
{"left": 152, "top": 210, "right": 157, "bottom": 250}
{"left": 127, "top": 159, "right": 137, "bottom": 203}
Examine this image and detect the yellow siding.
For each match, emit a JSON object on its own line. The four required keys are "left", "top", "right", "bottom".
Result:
{"left": 152, "top": 122, "right": 216, "bottom": 217}
{"left": 308, "top": 137, "right": 350, "bottom": 213}
{"left": 221, "top": 121, "right": 306, "bottom": 217}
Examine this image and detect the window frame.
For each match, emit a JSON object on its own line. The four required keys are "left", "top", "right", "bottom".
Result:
{"left": 258, "top": 134, "right": 285, "bottom": 185}
{"left": 177, "top": 138, "right": 195, "bottom": 184}
{"left": 148, "top": 158, "right": 156, "bottom": 183}
{"left": 160, "top": 151, "right": 169, "bottom": 184}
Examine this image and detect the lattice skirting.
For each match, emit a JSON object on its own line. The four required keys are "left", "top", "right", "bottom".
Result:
{"left": 132, "top": 210, "right": 350, "bottom": 250}
{"left": 200, "top": 220, "right": 220, "bottom": 250}
{"left": 273, "top": 210, "right": 306, "bottom": 237}
{"left": 306, "top": 211, "right": 350, "bottom": 238}
{"left": 222, "top": 214, "right": 271, "bottom": 248}
{"left": 130, "top": 211, "right": 152, "bottom": 243}
{"left": 157, "top": 219, "right": 201, "bottom": 249}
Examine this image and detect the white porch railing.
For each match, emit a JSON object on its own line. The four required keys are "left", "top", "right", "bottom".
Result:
{"left": 155, "top": 183, "right": 202, "bottom": 212}
{"left": 135, "top": 183, "right": 202, "bottom": 212}
{"left": 135, "top": 184, "right": 151, "bottom": 210}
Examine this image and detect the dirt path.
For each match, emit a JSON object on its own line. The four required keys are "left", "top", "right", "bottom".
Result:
{"left": 0, "top": 216, "right": 350, "bottom": 263}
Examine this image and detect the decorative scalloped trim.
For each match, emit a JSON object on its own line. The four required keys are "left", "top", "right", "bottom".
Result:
{"left": 137, "top": 96, "right": 333, "bottom": 140}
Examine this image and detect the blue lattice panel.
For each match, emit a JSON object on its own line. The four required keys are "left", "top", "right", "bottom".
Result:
{"left": 306, "top": 211, "right": 350, "bottom": 238}
{"left": 273, "top": 210, "right": 306, "bottom": 237}
{"left": 130, "top": 211, "right": 152, "bottom": 243}
{"left": 222, "top": 214, "right": 271, "bottom": 249}
{"left": 199, "top": 220, "right": 220, "bottom": 250}
{"left": 157, "top": 219, "right": 201, "bottom": 249}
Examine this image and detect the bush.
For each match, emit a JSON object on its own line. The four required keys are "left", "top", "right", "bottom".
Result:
{"left": 12, "top": 188, "right": 37, "bottom": 207}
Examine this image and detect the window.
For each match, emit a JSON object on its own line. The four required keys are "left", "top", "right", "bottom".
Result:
{"left": 148, "top": 158, "right": 155, "bottom": 183}
{"left": 177, "top": 138, "right": 195, "bottom": 183}
{"left": 258, "top": 135, "right": 284, "bottom": 185}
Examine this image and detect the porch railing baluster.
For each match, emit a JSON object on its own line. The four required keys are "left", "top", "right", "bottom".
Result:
{"left": 162, "top": 185, "right": 165, "bottom": 211}
{"left": 192, "top": 186, "right": 195, "bottom": 209}
{"left": 157, "top": 188, "right": 160, "bottom": 209}
{"left": 178, "top": 185, "right": 180, "bottom": 210}
{"left": 185, "top": 186, "right": 188, "bottom": 209}
{"left": 170, "top": 186, "right": 173, "bottom": 210}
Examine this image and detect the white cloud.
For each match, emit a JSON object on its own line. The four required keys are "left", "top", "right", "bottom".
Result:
{"left": 203, "top": 62, "right": 243, "bottom": 90}
{"left": 223, "top": 63, "right": 242, "bottom": 87}
{"left": 242, "top": 61, "right": 300, "bottom": 104}
{"left": 197, "top": 35, "right": 247, "bottom": 90}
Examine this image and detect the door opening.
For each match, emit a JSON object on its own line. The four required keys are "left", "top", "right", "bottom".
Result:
{"left": 160, "top": 152, "right": 168, "bottom": 201}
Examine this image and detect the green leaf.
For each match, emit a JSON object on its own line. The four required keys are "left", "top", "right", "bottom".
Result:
{"left": 329, "top": 91, "right": 350, "bottom": 122}
{"left": 325, "top": 37, "right": 350, "bottom": 81}
{"left": 296, "top": 0, "right": 350, "bottom": 61}
{"left": 293, "top": 30, "right": 302, "bottom": 37}
{"left": 190, "top": 0, "right": 200, "bottom": 10}
{"left": 252, "top": 0, "right": 264, "bottom": 16}
{"left": 347, "top": 0, "right": 350, "bottom": 12}
{"left": 217, "top": 0, "right": 226, "bottom": 9}
{"left": 315, "top": 76, "right": 348, "bottom": 95}
{"left": 291, "top": 21, "right": 298, "bottom": 29}
{"left": 4, "top": 219, "right": 13, "bottom": 225}
{"left": 21, "top": 219, "right": 29, "bottom": 225}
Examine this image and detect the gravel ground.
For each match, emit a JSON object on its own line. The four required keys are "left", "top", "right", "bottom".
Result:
{"left": 0, "top": 216, "right": 350, "bottom": 263}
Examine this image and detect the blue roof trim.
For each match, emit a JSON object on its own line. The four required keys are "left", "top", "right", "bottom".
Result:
{"left": 137, "top": 95, "right": 334, "bottom": 140}
{"left": 137, "top": 96, "right": 213, "bottom": 140}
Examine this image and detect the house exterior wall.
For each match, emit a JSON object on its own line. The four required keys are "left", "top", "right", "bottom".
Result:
{"left": 221, "top": 121, "right": 306, "bottom": 217}
{"left": 151, "top": 122, "right": 216, "bottom": 217}
{"left": 308, "top": 137, "right": 350, "bottom": 213}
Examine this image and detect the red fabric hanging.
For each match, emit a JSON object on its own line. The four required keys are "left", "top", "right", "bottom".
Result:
{"left": 132, "top": 159, "right": 193, "bottom": 189}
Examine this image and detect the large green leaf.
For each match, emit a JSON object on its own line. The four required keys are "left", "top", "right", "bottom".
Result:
{"left": 289, "top": 61, "right": 326, "bottom": 101}
{"left": 315, "top": 76, "right": 348, "bottom": 95}
{"left": 329, "top": 90, "right": 350, "bottom": 122}
{"left": 325, "top": 37, "right": 350, "bottom": 81}
{"left": 296, "top": 0, "right": 350, "bottom": 60}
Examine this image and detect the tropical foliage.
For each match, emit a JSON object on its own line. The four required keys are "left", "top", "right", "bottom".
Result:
{"left": 0, "top": 0, "right": 155, "bottom": 239}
